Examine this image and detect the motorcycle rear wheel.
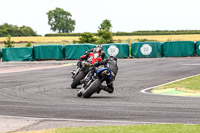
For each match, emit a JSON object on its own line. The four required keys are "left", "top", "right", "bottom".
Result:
{"left": 83, "top": 79, "right": 101, "bottom": 98}
{"left": 71, "top": 71, "right": 85, "bottom": 89}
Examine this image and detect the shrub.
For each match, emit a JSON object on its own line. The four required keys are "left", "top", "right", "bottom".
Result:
{"left": 79, "top": 32, "right": 97, "bottom": 43}
{"left": 116, "top": 39, "right": 122, "bottom": 43}
{"left": 135, "top": 38, "right": 156, "bottom": 42}
{"left": 4, "top": 34, "right": 14, "bottom": 47}
{"left": 25, "top": 41, "right": 32, "bottom": 47}
{"left": 97, "top": 30, "right": 113, "bottom": 44}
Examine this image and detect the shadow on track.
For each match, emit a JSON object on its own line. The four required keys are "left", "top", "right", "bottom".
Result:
{"left": 83, "top": 96, "right": 118, "bottom": 99}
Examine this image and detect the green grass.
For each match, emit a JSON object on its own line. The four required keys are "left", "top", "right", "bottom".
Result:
{"left": 19, "top": 124, "right": 200, "bottom": 133}
{"left": 57, "top": 124, "right": 200, "bottom": 133}
{"left": 154, "top": 75, "right": 200, "bottom": 92}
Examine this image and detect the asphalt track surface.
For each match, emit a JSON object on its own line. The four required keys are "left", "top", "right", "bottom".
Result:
{"left": 0, "top": 58, "right": 200, "bottom": 131}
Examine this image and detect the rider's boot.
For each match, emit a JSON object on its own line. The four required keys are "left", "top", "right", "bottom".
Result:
{"left": 71, "top": 70, "right": 75, "bottom": 75}
{"left": 96, "top": 86, "right": 102, "bottom": 94}
{"left": 101, "top": 85, "right": 114, "bottom": 94}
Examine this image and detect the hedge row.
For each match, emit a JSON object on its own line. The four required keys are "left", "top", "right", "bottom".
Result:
{"left": 45, "top": 30, "right": 200, "bottom": 36}
{"left": 114, "top": 30, "right": 200, "bottom": 36}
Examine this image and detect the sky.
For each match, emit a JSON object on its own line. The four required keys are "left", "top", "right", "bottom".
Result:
{"left": 1, "top": 0, "right": 200, "bottom": 35}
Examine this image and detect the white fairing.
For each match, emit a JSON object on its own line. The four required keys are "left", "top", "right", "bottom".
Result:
{"left": 94, "top": 53, "right": 99, "bottom": 59}
{"left": 88, "top": 56, "right": 93, "bottom": 62}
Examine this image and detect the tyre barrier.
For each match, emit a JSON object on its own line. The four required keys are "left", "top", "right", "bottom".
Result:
{"left": 0, "top": 41, "right": 200, "bottom": 62}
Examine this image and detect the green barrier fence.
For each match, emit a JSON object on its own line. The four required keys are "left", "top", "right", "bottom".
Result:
{"left": 131, "top": 42, "right": 162, "bottom": 58}
{"left": 65, "top": 44, "right": 96, "bottom": 59}
{"left": 2, "top": 47, "right": 33, "bottom": 61}
{"left": 195, "top": 41, "right": 200, "bottom": 56}
{"left": 163, "top": 41, "right": 194, "bottom": 57}
{"left": 0, "top": 48, "right": 2, "bottom": 60}
{"left": 33, "top": 45, "right": 64, "bottom": 60}
{"left": 102, "top": 43, "right": 129, "bottom": 58}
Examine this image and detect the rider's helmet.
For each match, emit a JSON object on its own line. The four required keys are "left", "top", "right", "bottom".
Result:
{"left": 93, "top": 45, "right": 102, "bottom": 53}
{"left": 108, "top": 56, "right": 117, "bottom": 62}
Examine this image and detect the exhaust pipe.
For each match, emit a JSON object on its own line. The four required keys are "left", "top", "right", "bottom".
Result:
{"left": 102, "top": 70, "right": 110, "bottom": 76}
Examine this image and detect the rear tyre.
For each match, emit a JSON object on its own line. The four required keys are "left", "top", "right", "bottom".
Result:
{"left": 71, "top": 71, "right": 85, "bottom": 89}
{"left": 83, "top": 79, "right": 101, "bottom": 98}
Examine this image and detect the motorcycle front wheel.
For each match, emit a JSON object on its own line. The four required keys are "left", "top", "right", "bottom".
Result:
{"left": 83, "top": 79, "right": 101, "bottom": 98}
{"left": 71, "top": 71, "right": 85, "bottom": 89}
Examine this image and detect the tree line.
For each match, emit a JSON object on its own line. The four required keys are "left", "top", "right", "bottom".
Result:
{"left": 0, "top": 23, "right": 38, "bottom": 37}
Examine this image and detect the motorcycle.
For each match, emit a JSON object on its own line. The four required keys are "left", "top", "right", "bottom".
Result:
{"left": 77, "top": 66, "right": 112, "bottom": 98}
{"left": 71, "top": 52, "right": 102, "bottom": 89}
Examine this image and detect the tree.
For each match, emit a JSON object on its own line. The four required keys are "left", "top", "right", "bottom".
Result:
{"left": 0, "top": 23, "right": 37, "bottom": 37}
{"left": 97, "top": 19, "right": 113, "bottom": 44}
{"left": 0, "top": 23, "right": 18, "bottom": 37}
{"left": 98, "top": 19, "right": 112, "bottom": 31}
{"left": 19, "top": 26, "right": 37, "bottom": 36}
{"left": 47, "top": 7, "right": 76, "bottom": 33}
{"left": 79, "top": 32, "right": 97, "bottom": 43}
{"left": 96, "top": 30, "right": 113, "bottom": 44}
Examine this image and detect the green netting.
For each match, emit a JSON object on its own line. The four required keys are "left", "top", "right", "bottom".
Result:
{"left": 33, "top": 45, "right": 64, "bottom": 60}
{"left": 131, "top": 42, "right": 162, "bottom": 58}
{"left": 195, "top": 41, "right": 200, "bottom": 56}
{"left": 65, "top": 44, "right": 96, "bottom": 59}
{"left": 102, "top": 43, "right": 129, "bottom": 58}
{"left": 2, "top": 47, "right": 33, "bottom": 62}
{"left": 163, "top": 41, "right": 194, "bottom": 57}
{"left": 0, "top": 48, "right": 2, "bottom": 61}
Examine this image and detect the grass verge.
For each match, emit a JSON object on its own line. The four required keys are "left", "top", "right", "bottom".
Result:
{"left": 153, "top": 75, "right": 200, "bottom": 92}
{"left": 17, "top": 124, "right": 200, "bottom": 133}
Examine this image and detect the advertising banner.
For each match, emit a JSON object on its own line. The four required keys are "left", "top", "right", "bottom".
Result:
{"left": 102, "top": 43, "right": 129, "bottom": 58}
{"left": 195, "top": 41, "right": 200, "bottom": 56}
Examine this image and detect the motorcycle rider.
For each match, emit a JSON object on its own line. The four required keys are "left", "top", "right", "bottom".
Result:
{"left": 71, "top": 45, "right": 105, "bottom": 75}
{"left": 84, "top": 56, "right": 118, "bottom": 93}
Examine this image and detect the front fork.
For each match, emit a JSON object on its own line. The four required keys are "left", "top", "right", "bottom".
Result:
{"left": 81, "top": 73, "right": 100, "bottom": 93}
{"left": 72, "top": 67, "right": 80, "bottom": 79}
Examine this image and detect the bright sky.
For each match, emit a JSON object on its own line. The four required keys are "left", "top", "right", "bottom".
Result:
{"left": 1, "top": 0, "right": 200, "bottom": 35}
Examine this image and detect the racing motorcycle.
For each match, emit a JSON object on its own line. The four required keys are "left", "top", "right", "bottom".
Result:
{"left": 71, "top": 52, "right": 102, "bottom": 89}
{"left": 77, "top": 66, "right": 112, "bottom": 98}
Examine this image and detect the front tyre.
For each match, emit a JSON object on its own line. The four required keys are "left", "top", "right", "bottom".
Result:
{"left": 71, "top": 71, "right": 85, "bottom": 89}
{"left": 83, "top": 79, "right": 101, "bottom": 98}
{"left": 77, "top": 91, "right": 82, "bottom": 97}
